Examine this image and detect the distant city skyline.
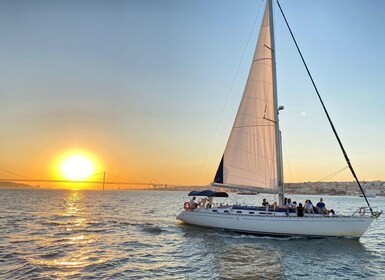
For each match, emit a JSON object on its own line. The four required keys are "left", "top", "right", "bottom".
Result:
{"left": 1, "top": 0, "right": 385, "bottom": 188}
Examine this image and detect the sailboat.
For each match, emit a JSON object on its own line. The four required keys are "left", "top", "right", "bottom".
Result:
{"left": 177, "top": 0, "right": 381, "bottom": 238}
{"left": 360, "top": 189, "right": 377, "bottom": 198}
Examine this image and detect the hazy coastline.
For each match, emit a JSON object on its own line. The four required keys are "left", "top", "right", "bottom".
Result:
{"left": 1, "top": 180, "right": 384, "bottom": 197}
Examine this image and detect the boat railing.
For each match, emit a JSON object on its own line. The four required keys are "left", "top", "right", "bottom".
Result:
{"left": 352, "top": 207, "right": 382, "bottom": 218}
{"left": 183, "top": 202, "right": 230, "bottom": 211}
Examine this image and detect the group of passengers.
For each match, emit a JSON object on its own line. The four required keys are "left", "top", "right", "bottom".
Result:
{"left": 189, "top": 196, "right": 213, "bottom": 210}
{"left": 262, "top": 197, "right": 335, "bottom": 216}
{"left": 303, "top": 198, "right": 334, "bottom": 215}
{"left": 188, "top": 195, "right": 335, "bottom": 216}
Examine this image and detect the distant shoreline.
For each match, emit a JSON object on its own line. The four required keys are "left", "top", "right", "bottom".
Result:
{"left": 1, "top": 180, "right": 384, "bottom": 197}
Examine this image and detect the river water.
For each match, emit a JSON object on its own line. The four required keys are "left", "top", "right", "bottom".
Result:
{"left": 1, "top": 188, "right": 384, "bottom": 279}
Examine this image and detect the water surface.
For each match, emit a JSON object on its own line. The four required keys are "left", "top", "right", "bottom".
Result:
{"left": 1, "top": 188, "right": 384, "bottom": 279}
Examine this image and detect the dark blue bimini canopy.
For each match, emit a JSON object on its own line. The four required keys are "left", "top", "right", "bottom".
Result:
{"left": 187, "top": 190, "right": 228, "bottom": 197}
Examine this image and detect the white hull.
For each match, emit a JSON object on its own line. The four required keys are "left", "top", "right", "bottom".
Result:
{"left": 177, "top": 208, "right": 374, "bottom": 239}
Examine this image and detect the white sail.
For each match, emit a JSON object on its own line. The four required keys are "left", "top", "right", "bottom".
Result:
{"left": 214, "top": 1, "right": 278, "bottom": 191}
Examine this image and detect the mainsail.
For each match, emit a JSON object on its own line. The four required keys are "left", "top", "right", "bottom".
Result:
{"left": 214, "top": 1, "right": 280, "bottom": 192}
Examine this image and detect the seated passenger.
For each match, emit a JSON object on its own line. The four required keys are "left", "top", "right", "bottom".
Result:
{"left": 305, "top": 199, "right": 314, "bottom": 214}
{"left": 316, "top": 198, "right": 328, "bottom": 214}
{"left": 262, "top": 198, "right": 269, "bottom": 208}
{"left": 296, "top": 203, "right": 304, "bottom": 217}
{"left": 270, "top": 201, "right": 278, "bottom": 210}
{"left": 200, "top": 198, "right": 207, "bottom": 208}
{"left": 286, "top": 198, "right": 294, "bottom": 208}
{"left": 284, "top": 198, "right": 294, "bottom": 215}
{"left": 189, "top": 197, "right": 198, "bottom": 210}
{"left": 207, "top": 196, "right": 213, "bottom": 208}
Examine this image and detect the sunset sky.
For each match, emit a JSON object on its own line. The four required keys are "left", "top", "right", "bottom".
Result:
{"left": 1, "top": 0, "right": 385, "bottom": 188}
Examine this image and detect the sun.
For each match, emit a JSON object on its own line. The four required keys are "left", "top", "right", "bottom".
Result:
{"left": 60, "top": 154, "right": 95, "bottom": 180}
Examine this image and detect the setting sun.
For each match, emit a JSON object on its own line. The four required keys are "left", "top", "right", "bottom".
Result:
{"left": 60, "top": 154, "right": 95, "bottom": 180}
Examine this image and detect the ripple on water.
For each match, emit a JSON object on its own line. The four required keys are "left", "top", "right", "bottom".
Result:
{"left": 118, "top": 240, "right": 148, "bottom": 248}
{"left": 139, "top": 223, "right": 169, "bottom": 235}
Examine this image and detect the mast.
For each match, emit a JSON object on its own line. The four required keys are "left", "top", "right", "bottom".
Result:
{"left": 268, "top": 0, "right": 284, "bottom": 206}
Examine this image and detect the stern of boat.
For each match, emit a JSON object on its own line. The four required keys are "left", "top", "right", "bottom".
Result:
{"left": 176, "top": 211, "right": 183, "bottom": 221}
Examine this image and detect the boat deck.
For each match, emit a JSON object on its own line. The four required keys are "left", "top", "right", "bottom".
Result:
{"left": 192, "top": 205, "right": 329, "bottom": 217}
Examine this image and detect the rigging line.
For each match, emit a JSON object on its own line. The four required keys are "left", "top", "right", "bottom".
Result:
{"left": 0, "top": 168, "right": 29, "bottom": 179}
{"left": 316, "top": 166, "right": 349, "bottom": 183}
{"left": 196, "top": 0, "right": 265, "bottom": 185}
{"left": 276, "top": 0, "right": 373, "bottom": 215}
{"left": 281, "top": 136, "right": 293, "bottom": 183}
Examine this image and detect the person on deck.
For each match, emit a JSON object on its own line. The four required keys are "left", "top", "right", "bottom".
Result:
{"left": 189, "top": 197, "right": 198, "bottom": 210}
{"left": 262, "top": 198, "right": 269, "bottom": 208}
{"left": 271, "top": 201, "right": 278, "bottom": 210}
{"left": 286, "top": 198, "right": 294, "bottom": 208}
{"left": 207, "top": 196, "right": 213, "bottom": 208}
{"left": 297, "top": 203, "right": 304, "bottom": 217}
{"left": 200, "top": 198, "right": 207, "bottom": 208}
{"left": 284, "top": 198, "right": 294, "bottom": 215}
{"left": 316, "top": 197, "right": 328, "bottom": 214}
{"left": 305, "top": 199, "right": 314, "bottom": 214}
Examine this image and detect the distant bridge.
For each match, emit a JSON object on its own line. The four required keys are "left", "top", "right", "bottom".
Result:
{"left": 0, "top": 178, "right": 149, "bottom": 185}
{"left": 0, "top": 169, "right": 199, "bottom": 190}
{"left": 0, "top": 178, "right": 196, "bottom": 190}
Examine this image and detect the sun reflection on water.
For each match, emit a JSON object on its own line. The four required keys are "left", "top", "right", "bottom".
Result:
{"left": 28, "top": 190, "right": 112, "bottom": 277}
{"left": 65, "top": 190, "right": 82, "bottom": 215}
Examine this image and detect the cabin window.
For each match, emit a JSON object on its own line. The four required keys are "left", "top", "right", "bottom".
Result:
{"left": 236, "top": 211, "right": 242, "bottom": 214}
{"left": 249, "top": 212, "right": 255, "bottom": 214}
{"left": 224, "top": 210, "right": 229, "bottom": 213}
{"left": 212, "top": 210, "right": 217, "bottom": 213}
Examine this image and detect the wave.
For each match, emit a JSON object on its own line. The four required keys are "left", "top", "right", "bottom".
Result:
{"left": 139, "top": 223, "right": 168, "bottom": 234}
{"left": 38, "top": 251, "right": 66, "bottom": 259}
{"left": 118, "top": 240, "right": 148, "bottom": 248}
{"left": 9, "top": 238, "right": 39, "bottom": 244}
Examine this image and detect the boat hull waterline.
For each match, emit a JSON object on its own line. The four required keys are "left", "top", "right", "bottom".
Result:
{"left": 177, "top": 209, "right": 373, "bottom": 239}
